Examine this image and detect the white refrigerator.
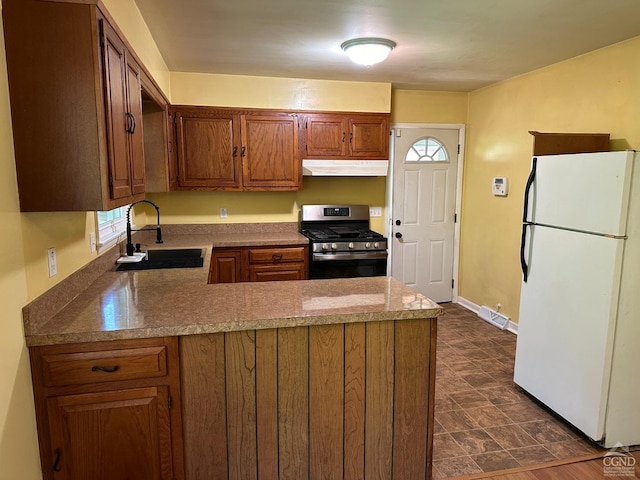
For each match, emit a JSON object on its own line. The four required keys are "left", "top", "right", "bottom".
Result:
{"left": 514, "top": 150, "right": 640, "bottom": 448}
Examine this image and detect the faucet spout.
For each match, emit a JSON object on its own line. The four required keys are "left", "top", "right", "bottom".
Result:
{"left": 125, "top": 200, "right": 163, "bottom": 256}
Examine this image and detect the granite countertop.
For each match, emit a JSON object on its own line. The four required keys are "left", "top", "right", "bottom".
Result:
{"left": 23, "top": 224, "right": 443, "bottom": 347}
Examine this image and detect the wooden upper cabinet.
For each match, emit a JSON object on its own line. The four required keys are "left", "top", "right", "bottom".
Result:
{"left": 349, "top": 114, "right": 390, "bottom": 158}
{"left": 171, "top": 107, "right": 301, "bottom": 191}
{"left": 2, "top": 0, "right": 153, "bottom": 211}
{"left": 101, "top": 18, "right": 145, "bottom": 199}
{"left": 305, "top": 115, "right": 348, "bottom": 157}
{"left": 242, "top": 114, "right": 300, "bottom": 190}
{"left": 303, "top": 112, "right": 390, "bottom": 160}
{"left": 174, "top": 110, "right": 242, "bottom": 189}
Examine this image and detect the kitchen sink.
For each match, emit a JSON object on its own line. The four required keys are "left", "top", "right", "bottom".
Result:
{"left": 116, "top": 248, "right": 206, "bottom": 271}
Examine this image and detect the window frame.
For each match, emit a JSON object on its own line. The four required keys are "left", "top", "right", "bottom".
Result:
{"left": 96, "top": 205, "right": 131, "bottom": 254}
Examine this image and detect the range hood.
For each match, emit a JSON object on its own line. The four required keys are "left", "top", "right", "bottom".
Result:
{"left": 302, "top": 159, "right": 389, "bottom": 177}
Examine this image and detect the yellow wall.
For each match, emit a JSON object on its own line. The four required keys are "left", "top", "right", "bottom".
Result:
{"left": 149, "top": 177, "right": 387, "bottom": 233}
{"left": 0, "top": 1, "right": 42, "bottom": 477}
{"left": 171, "top": 72, "right": 390, "bottom": 112}
{"left": 101, "top": 0, "right": 171, "bottom": 99}
{"left": 460, "top": 36, "right": 640, "bottom": 321}
{"left": 391, "top": 89, "right": 468, "bottom": 124}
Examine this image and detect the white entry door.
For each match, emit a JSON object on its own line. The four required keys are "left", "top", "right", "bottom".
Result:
{"left": 391, "top": 128, "right": 459, "bottom": 302}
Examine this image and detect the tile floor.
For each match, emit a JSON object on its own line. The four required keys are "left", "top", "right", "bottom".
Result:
{"left": 433, "top": 303, "right": 603, "bottom": 479}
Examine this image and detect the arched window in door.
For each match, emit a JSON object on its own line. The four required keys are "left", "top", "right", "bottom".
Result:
{"left": 405, "top": 137, "right": 449, "bottom": 162}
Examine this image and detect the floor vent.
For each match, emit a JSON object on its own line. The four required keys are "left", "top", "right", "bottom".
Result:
{"left": 478, "top": 305, "right": 510, "bottom": 330}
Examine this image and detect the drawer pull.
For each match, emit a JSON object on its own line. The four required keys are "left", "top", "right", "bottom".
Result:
{"left": 91, "top": 365, "right": 121, "bottom": 373}
{"left": 53, "top": 448, "right": 62, "bottom": 472}
{"left": 272, "top": 253, "right": 283, "bottom": 262}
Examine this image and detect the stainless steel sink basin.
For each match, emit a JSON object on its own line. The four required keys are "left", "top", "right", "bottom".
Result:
{"left": 116, "top": 248, "right": 206, "bottom": 271}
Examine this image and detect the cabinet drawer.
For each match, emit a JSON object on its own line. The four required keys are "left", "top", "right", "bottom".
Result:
{"left": 41, "top": 346, "right": 168, "bottom": 387}
{"left": 248, "top": 247, "right": 306, "bottom": 264}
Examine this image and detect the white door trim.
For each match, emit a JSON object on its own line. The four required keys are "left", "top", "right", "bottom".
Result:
{"left": 387, "top": 123, "right": 465, "bottom": 303}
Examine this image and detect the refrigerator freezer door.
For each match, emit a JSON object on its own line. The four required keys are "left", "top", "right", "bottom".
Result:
{"left": 526, "top": 151, "right": 635, "bottom": 236}
{"left": 514, "top": 225, "right": 625, "bottom": 441}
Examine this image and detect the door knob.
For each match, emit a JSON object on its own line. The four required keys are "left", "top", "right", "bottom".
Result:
{"left": 395, "top": 232, "right": 403, "bottom": 239}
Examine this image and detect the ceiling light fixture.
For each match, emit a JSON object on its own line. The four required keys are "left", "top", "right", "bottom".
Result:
{"left": 341, "top": 37, "right": 396, "bottom": 67}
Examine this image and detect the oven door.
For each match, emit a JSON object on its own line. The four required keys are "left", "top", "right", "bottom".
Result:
{"left": 309, "top": 252, "right": 387, "bottom": 279}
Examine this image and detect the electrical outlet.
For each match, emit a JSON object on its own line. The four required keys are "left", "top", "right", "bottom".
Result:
{"left": 220, "top": 207, "right": 228, "bottom": 219}
{"left": 89, "top": 232, "right": 96, "bottom": 253}
{"left": 47, "top": 247, "right": 57, "bottom": 277}
{"left": 369, "top": 206, "right": 382, "bottom": 217}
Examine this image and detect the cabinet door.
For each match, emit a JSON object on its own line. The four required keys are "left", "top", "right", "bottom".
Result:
{"left": 304, "top": 114, "right": 348, "bottom": 157}
{"left": 242, "top": 114, "right": 300, "bottom": 190}
{"left": 349, "top": 115, "right": 390, "bottom": 158}
{"left": 209, "top": 250, "right": 243, "bottom": 283}
{"left": 175, "top": 113, "right": 242, "bottom": 189}
{"left": 126, "top": 54, "right": 145, "bottom": 195}
{"left": 47, "top": 387, "right": 174, "bottom": 480}
{"left": 101, "top": 20, "right": 132, "bottom": 199}
{"left": 249, "top": 263, "right": 306, "bottom": 282}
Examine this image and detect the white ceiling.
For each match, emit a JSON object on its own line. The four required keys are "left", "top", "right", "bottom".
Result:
{"left": 134, "top": 0, "right": 640, "bottom": 92}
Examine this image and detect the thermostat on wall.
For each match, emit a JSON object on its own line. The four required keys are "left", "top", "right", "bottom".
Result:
{"left": 492, "top": 177, "right": 508, "bottom": 196}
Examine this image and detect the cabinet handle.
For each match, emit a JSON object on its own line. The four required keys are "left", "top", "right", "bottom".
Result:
{"left": 130, "top": 114, "right": 136, "bottom": 134}
{"left": 168, "top": 140, "right": 173, "bottom": 153}
{"left": 233, "top": 146, "right": 238, "bottom": 157}
{"left": 125, "top": 112, "right": 132, "bottom": 133}
{"left": 53, "top": 448, "right": 62, "bottom": 472}
{"left": 91, "top": 365, "right": 121, "bottom": 373}
{"left": 272, "top": 253, "right": 283, "bottom": 262}
{"left": 241, "top": 146, "right": 246, "bottom": 157}
{"left": 341, "top": 132, "right": 346, "bottom": 143}
{"left": 349, "top": 132, "right": 353, "bottom": 144}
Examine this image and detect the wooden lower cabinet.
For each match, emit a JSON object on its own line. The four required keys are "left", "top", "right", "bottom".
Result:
{"left": 209, "top": 245, "right": 308, "bottom": 283}
{"left": 29, "top": 337, "right": 184, "bottom": 480}
{"left": 179, "top": 319, "right": 437, "bottom": 480}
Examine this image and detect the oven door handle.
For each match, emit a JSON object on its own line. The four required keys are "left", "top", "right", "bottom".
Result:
{"left": 312, "top": 252, "right": 388, "bottom": 261}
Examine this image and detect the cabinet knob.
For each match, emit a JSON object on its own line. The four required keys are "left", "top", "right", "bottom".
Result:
{"left": 272, "top": 253, "right": 283, "bottom": 262}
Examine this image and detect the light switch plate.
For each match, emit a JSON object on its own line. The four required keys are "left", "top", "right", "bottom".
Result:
{"left": 89, "top": 232, "right": 96, "bottom": 253}
{"left": 369, "top": 206, "right": 382, "bottom": 217}
{"left": 220, "top": 207, "right": 228, "bottom": 219}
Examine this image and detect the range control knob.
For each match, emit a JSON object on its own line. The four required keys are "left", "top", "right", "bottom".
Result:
{"left": 331, "top": 243, "right": 338, "bottom": 250}
{"left": 374, "top": 242, "right": 379, "bottom": 248}
{"left": 348, "top": 242, "right": 354, "bottom": 249}
{"left": 365, "top": 242, "right": 371, "bottom": 249}
{"left": 322, "top": 243, "right": 329, "bottom": 251}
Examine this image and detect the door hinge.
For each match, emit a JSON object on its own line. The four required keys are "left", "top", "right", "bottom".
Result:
{"left": 452, "top": 279, "right": 455, "bottom": 289}
{"left": 457, "top": 144, "right": 460, "bottom": 154}
{"left": 305, "top": 144, "right": 308, "bottom": 152}
{"left": 305, "top": 121, "right": 308, "bottom": 128}
{"left": 108, "top": 174, "right": 113, "bottom": 186}
{"left": 454, "top": 213, "right": 457, "bottom": 223}
{"left": 168, "top": 394, "right": 172, "bottom": 410}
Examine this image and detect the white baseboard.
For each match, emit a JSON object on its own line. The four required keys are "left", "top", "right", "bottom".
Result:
{"left": 456, "top": 296, "right": 517, "bottom": 335}
{"left": 456, "top": 296, "right": 480, "bottom": 314}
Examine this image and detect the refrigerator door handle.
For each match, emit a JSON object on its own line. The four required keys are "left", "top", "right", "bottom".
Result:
{"left": 521, "top": 222, "right": 531, "bottom": 282}
{"left": 523, "top": 157, "right": 538, "bottom": 222}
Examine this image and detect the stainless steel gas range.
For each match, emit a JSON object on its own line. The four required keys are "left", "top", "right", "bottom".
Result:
{"left": 300, "top": 204, "right": 388, "bottom": 279}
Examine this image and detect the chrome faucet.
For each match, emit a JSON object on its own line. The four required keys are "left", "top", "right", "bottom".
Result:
{"left": 125, "top": 200, "right": 163, "bottom": 256}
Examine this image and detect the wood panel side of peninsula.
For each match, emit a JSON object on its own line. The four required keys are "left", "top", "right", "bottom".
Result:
{"left": 180, "top": 317, "right": 437, "bottom": 480}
